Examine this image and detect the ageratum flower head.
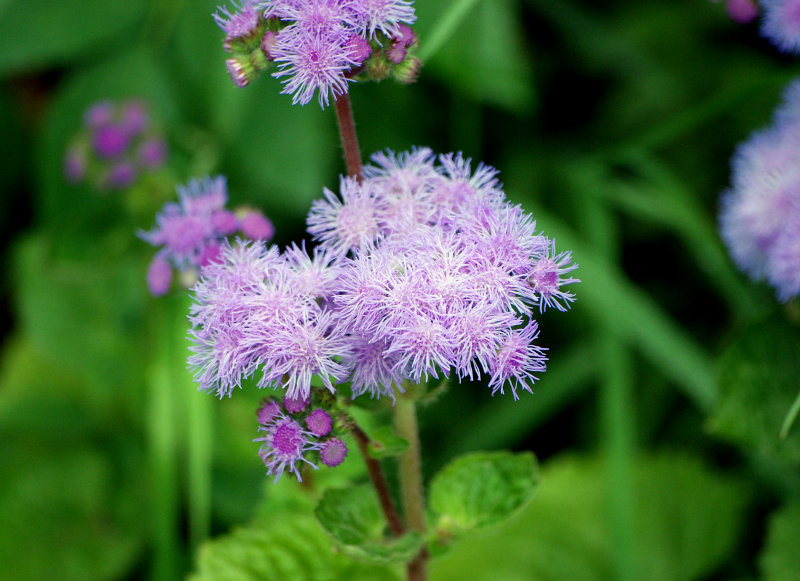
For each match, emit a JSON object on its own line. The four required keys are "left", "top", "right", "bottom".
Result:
{"left": 140, "top": 176, "right": 274, "bottom": 295}
{"left": 214, "top": 0, "right": 419, "bottom": 106}
{"left": 719, "top": 78, "right": 800, "bottom": 301}
{"left": 64, "top": 98, "right": 168, "bottom": 191}
{"left": 188, "top": 149, "right": 578, "bottom": 402}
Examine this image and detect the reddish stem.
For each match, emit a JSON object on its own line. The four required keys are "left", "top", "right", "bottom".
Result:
{"left": 351, "top": 424, "right": 405, "bottom": 537}
{"left": 334, "top": 93, "right": 363, "bottom": 181}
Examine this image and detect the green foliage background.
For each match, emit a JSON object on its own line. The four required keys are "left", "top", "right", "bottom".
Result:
{"left": 1, "top": 0, "right": 799, "bottom": 579}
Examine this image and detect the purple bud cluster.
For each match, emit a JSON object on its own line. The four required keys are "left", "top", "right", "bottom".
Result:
{"left": 719, "top": 79, "right": 800, "bottom": 301}
{"left": 254, "top": 395, "right": 348, "bottom": 482}
{"left": 139, "top": 176, "right": 274, "bottom": 296}
{"left": 188, "top": 148, "right": 578, "bottom": 403}
{"left": 214, "top": 0, "right": 419, "bottom": 106}
{"left": 64, "top": 99, "right": 168, "bottom": 191}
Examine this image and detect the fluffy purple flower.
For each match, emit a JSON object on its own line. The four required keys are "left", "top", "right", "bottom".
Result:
{"left": 187, "top": 149, "right": 577, "bottom": 403}
{"left": 488, "top": 321, "right": 548, "bottom": 400}
{"left": 351, "top": 0, "right": 416, "bottom": 38}
{"left": 272, "top": 28, "right": 356, "bottom": 106}
{"left": 320, "top": 438, "right": 348, "bottom": 467}
{"left": 214, "top": 0, "right": 262, "bottom": 39}
{"left": 761, "top": 0, "right": 800, "bottom": 54}
{"left": 255, "top": 413, "right": 320, "bottom": 482}
{"left": 719, "top": 79, "right": 800, "bottom": 300}
{"left": 236, "top": 0, "right": 417, "bottom": 106}
{"left": 307, "top": 176, "right": 382, "bottom": 255}
{"left": 141, "top": 176, "right": 229, "bottom": 268}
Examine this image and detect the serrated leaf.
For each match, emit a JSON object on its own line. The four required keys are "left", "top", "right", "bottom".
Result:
{"left": 428, "top": 451, "right": 539, "bottom": 539}
{"left": 0, "top": 0, "right": 147, "bottom": 77}
{"left": 368, "top": 425, "right": 409, "bottom": 459}
{"left": 315, "top": 484, "right": 424, "bottom": 565}
{"left": 190, "top": 515, "right": 401, "bottom": 581}
{"left": 760, "top": 502, "right": 800, "bottom": 581}
{"left": 711, "top": 313, "right": 800, "bottom": 464}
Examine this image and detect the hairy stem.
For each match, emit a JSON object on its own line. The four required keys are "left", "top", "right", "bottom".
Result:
{"left": 394, "top": 393, "right": 428, "bottom": 581}
{"left": 334, "top": 93, "right": 363, "bottom": 180}
{"left": 351, "top": 424, "right": 405, "bottom": 537}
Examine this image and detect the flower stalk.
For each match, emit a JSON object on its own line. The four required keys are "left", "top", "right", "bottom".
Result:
{"left": 351, "top": 423, "right": 406, "bottom": 537}
{"left": 394, "top": 389, "right": 428, "bottom": 581}
{"left": 334, "top": 93, "right": 363, "bottom": 180}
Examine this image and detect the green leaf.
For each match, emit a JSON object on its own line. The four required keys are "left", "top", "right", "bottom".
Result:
{"left": 711, "top": 313, "right": 800, "bottom": 464}
{"left": 190, "top": 515, "right": 402, "bottom": 581}
{"left": 368, "top": 425, "right": 410, "bottom": 459}
{"left": 0, "top": 444, "right": 144, "bottom": 581}
{"left": 0, "top": 0, "right": 147, "bottom": 77}
{"left": 428, "top": 451, "right": 539, "bottom": 539}
{"left": 430, "top": 453, "right": 748, "bottom": 581}
{"left": 315, "top": 484, "right": 424, "bottom": 565}
{"left": 760, "top": 502, "right": 800, "bottom": 581}
{"left": 415, "top": 0, "right": 535, "bottom": 112}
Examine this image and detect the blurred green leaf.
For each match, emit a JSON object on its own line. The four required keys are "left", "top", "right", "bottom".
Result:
{"left": 12, "top": 234, "right": 148, "bottom": 416}
{"left": 0, "top": 0, "right": 146, "bottom": 77}
{"left": 711, "top": 314, "right": 800, "bottom": 464}
{"left": 190, "top": 514, "right": 402, "bottom": 581}
{"left": 430, "top": 453, "right": 748, "bottom": 581}
{"left": 529, "top": 207, "right": 717, "bottom": 411}
{"left": 315, "top": 484, "right": 424, "bottom": 564}
{"left": 428, "top": 451, "right": 538, "bottom": 540}
{"left": 368, "top": 425, "right": 410, "bottom": 459}
{"left": 760, "top": 502, "right": 800, "bottom": 581}
{"left": 416, "top": 0, "right": 535, "bottom": 112}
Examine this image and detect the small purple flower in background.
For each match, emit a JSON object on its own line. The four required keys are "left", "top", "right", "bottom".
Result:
{"left": 140, "top": 176, "right": 275, "bottom": 295}
{"left": 214, "top": 0, "right": 420, "bottom": 106}
{"left": 63, "top": 98, "right": 168, "bottom": 192}
{"left": 719, "top": 78, "right": 800, "bottom": 301}
{"left": 761, "top": 0, "right": 800, "bottom": 53}
{"left": 711, "top": 0, "right": 759, "bottom": 23}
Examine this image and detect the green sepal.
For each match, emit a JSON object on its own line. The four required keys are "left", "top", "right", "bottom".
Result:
{"left": 314, "top": 484, "right": 424, "bottom": 565}
{"left": 428, "top": 450, "right": 539, "bottom": 542}
{"left": 367, "top": 425, "right": 410, "bottom": 459}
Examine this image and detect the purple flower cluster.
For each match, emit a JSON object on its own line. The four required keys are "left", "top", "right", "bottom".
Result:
{"left": 254, "top": 395, "right": 348, "bottom": 482}
{"left": 719, "top": 79, "right": 800, "bottom": 301}
{"left": 140, "top": 176, "right": 275, "bottom": 296}
{"left": 64, "top": 99, "right": 168, "bottom": 191}
{"left": 214, "top": 0, "right": 419, "bottom": 106}
{"left": 188, "top": 148, "right": 578, "bottom": 403}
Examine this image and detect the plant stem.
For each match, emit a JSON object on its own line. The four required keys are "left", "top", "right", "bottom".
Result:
{"left": 351, "top": 424, "right": 405, "bottom": 537}
{"left": 394, "top": 393, "right": 428, "bottom": 581}
{"left": 334, "top": 93, "right": 363, "bottom": 180}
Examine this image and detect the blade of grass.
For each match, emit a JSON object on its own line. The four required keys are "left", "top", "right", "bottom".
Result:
{"left": 532, "top": 209, "right": 717, "bottom": 411}
{"left": 418, "top": 0, "right": 482, "bottom": 62}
